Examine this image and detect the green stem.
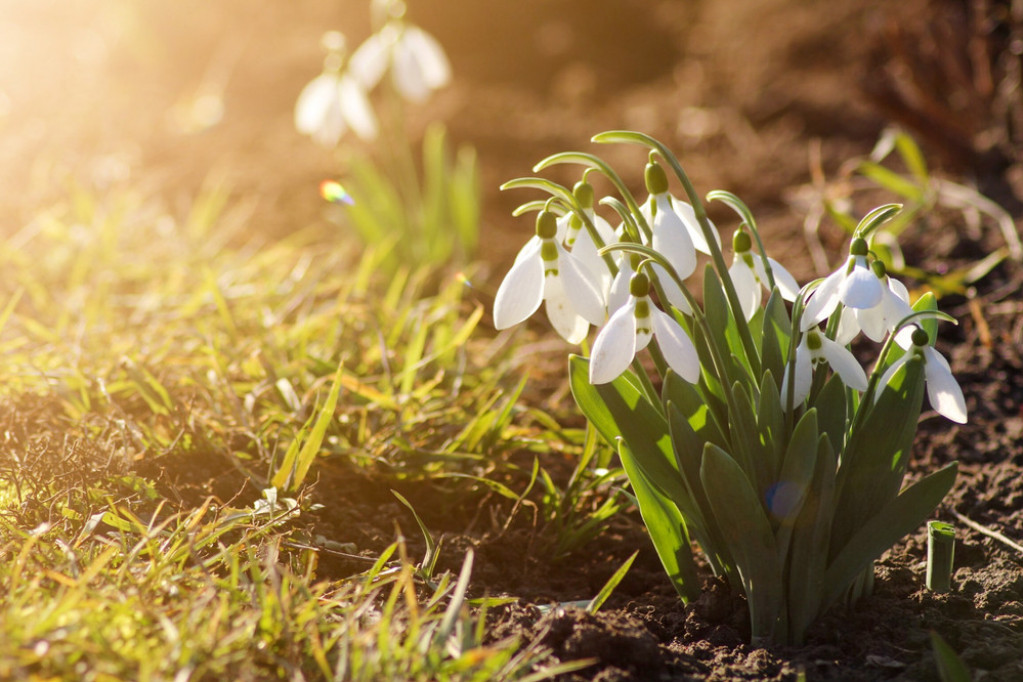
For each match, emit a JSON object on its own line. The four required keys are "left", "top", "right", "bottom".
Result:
{"left": 926, "top": 521, "right": 955, "bottom": 593}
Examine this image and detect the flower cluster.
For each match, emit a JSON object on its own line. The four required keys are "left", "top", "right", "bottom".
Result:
{"left": 294, "top": 0, "right": 451, "bottom": 147}
{"left": 492, "top": 131, "right": 967, "bottom": 646}
{"left": 493, "top": 145, "right": 965, "bottom": 424}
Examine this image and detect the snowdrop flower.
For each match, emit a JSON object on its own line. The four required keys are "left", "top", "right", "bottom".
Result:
{"left": 294, "top": 32, "right": 378, "bottom": 146}
{"left": 834, "top": 260, "right": 915, "bottom": 344}
{"left": 558, "top": 181, "right": 617, "bottom": 294}
{"left": 781, "top": 326, "right": 868, "bottom": 407}
{"left": 494, "top": 210, "right": 606, "bottom": 344}
{"left": 878, "top": 327, "right": 967, "bottom": 423}
{"left": 728, "top": 229, "right": 800, "bottom": 320}
{"left": 348, "top": 0, "right": 451, "bottom": 102}
{"left": 802, "top": 237, "right": 883, "bottom": 329}
{"left": 589, "top": 272, "right": 700, "bottom": 384}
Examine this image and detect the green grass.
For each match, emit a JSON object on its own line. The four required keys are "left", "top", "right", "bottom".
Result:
{"left": 0, "top": 177, "right": 610, "bottom": 680}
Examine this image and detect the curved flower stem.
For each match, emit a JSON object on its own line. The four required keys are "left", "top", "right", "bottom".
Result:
{"left": 706, "top": 190, "right": 777, "bottom": 291}
{"left": 533, "top": 151, "right": 653, "bottom": 242}
{"left": 594, "top": 131, "right": 761, "bottom": 378}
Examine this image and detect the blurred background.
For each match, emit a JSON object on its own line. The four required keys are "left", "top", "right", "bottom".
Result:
{"left": 1, "top": 0, "right": 1019, "bottom": 271}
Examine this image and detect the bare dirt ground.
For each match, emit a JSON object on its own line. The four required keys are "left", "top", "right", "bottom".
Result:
{"left": 2, "top": 0, "right": 1021, "bottom": 679}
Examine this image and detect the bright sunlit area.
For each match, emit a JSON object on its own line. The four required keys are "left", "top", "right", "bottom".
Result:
{"left": 1, "top": 1, "right": 1021, "bottom": 680}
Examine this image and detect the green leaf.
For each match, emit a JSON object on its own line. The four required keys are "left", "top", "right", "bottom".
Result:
{"left": 667, "top": 403, "right": 733, "bottom": 580}
{"left": 700, "top": 444, "right": 784, "bottom": 644}
{"left": 857, "top": 162, "right": 925, "bottom": 202}
{"left": 618, "top": 442, "right": 700, "bottom": 602}
{"left": 823, "top": 462, "right": 957, "bottom": 610}
{"left": 662, "top": 371, "right": 728, "bottom": 450}
{"left": 586, "top": 550, "right": 639, "bottom": 613}
{"left": 757, "top": 370, "right": 785, "bottom": 478}
{"left": 771, "top": 409, "right": 819, "bottom": 558}
{"left": 894, "top": 130, "right": 930, "bottom": 183}
{"left": 759, "top": 290, "right": 790, "bottom": 381}
{"left": 271, "top": 363, "right": 344, "bottom": 492}
{"left": 568, "top": 357, "right": 686, "bottom": 503}
{"left": 812, "top": 374, "right": 848, "bottom": 455}
{"left": 832, "top": 355, "right": 925, "bottom": 556}
{"left": 392, "top": 490, "right": 439, "bottom": 579}
{"left": 786, "top": 436, "right": 836, "bottom": 644}
{"left": 930, "top": 631, "right": 972, "bottom": 682}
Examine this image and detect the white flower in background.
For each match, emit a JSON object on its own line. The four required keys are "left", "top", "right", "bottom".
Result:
{"left": 349, "top": 0, "right": 451, "bottom": 102}
{"left": 781, "top": 326, "right": 868, "bottom": 406}
{"left": 728, "top": 229, "right": 800, "bottom": 320}
{"left": 494, "top": 210, "right": 606, "bottom": 344}
{"left": 294, "top": 32, "right": 378, "bottom": 145}
{"left": 802, "top": 237, "right": 883, "bottom": 329}
{"left": 879, "top": 327, "right": 967, "bottom": 423}
{"left": 834, "top": 261, "right": 915, "bottom": 344}
{"left": 589, "top": 272, "right": 700, "bottom": 384}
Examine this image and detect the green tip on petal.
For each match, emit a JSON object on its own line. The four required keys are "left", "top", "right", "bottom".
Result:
{"left": 573, "top": 180, "right": 595, "bottom": 209}
{"left": 644, "top": 161, "right": 669, "bottom": 195}
{"left": 629, "top": 272, "right": 650, "bottom": 297}
{"left": 911, "top": 327, "right": 930, "bottom": 347}
{"left": 536, "top": 210, "right": 558, "bottom": 239}
{"left": 732, "top": 229, "right": 752, "bottom": 253}
{"left": 850, "top": 237, "right": 869, "bottom": 257}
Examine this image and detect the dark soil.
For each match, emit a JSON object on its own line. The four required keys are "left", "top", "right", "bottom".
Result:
{"left": 3, "top": 0, "right": 1022, "bottom": 679}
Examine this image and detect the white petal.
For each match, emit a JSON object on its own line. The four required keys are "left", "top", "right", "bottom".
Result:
{"left": 651, "top": 195, "right": 697, "bottom": 280}
{"left": 880, "top": 283, "right": 915, "bottom": 333}
{"left": 834, "top": 307, "right": 861, "bottom": 346}
{"left": 651, "top": 264, "right": 693, "bottom": 315}
{"left": 729, "top": 258, "right": 760, "bottom": 321}
{"left": 781, "top": 342, "right": 813, "bottom": 406}
{"left": 652, "top": 308, "right": 700, "bottom": 383}
{"left": 493, "top": 241, "right": 543, "bottom": 330}
{"left": 557, "top": 244, "right": 606, "bottom": 326}
{"left": 392, "top": 35, "right": 432, "bottom": 102}
{"left": 758, "top": 257, "right": 800, "bottom": 302}
{"left": 589, "top": 302, "right": 638, "bottom": 384}
{"left": 607, "top": 264, "right": 632, "bottom": 314}
{"left": 569, "top": 227, "right": 613, "bottom": 293}
{"left": 853, "top": 304, "right": 888, "bottom": 343}
{"left": 671, "top": 198, "right": 720, "bottom": 255}
{"left": 821, "top": 337, "right": 868, "bottom": 390}
{"left": 348, "top": 32, "right": 390, "bottom": 90}
{"left": 295, "top": 74, "right": 344, "bottom": 144}
{"left": 840, "top": 261, "right": 883, "bottom": 309}
{"left": 402, "top": 26, "right": 451, "bottom": 90}
{"left": 544, "top": 274, "right": 590, "bottom": 344}
{"left": 924, "top": 348, "right": 967, "bottom": 423}
{"left": 802, "top": 268, "right": 843, "bottom": 329}
{"left": 338, "top": 75, "right": 378, "bottom": 141}
{"left": 512, "top": 235, "right": 541, "bottom": 264}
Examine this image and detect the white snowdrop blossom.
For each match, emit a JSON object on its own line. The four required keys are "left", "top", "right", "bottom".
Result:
{"left": 879, "top": 327, "right": 967, "bottom": 424}
{"left": 589, "top": 273, "right": 700, "bottom": 385}
{"left": 557, "top": 210, "right": 616, "bottom": 295}
{"left": 781, "top": 326, "right": 868, "bottom": 407}
{"left": 494, "top": 210, "right": 606, "bottom": 344}
{"left": 834, "top": 261, "right": 915, "bottom": 344}
{"left": 348, "top": 1, "right": 451, "bottom": 103}
{"left": 728, "top": 229, "right": 800, "bottom": 320}
{"left": 295, "top": 70, "right": 378, "bottom": 146}
{"left": 802, "top": 237, "right": 883, "bottom": 330}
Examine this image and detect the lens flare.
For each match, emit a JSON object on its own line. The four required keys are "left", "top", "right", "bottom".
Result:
{"left": 319, "top": 179, "right": 354, "bottom": 205}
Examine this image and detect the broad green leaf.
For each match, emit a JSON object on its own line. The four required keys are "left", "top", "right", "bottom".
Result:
{"left": 759, "top": 290, "right": 790, "bottom": 381}
{"left": 757, "top": 370, "right": 785, "bottom": 477}
{"left": 703, "top": 265, "right": 751, "bottom": 379}
{"left": 930, "top": 631, "right": 972, "bottom": 682}
{"left": 667, "top": 403, "right": 734, "bottom": 580}
{"left": 812, "top": 374, "right": 848, "bottom": 456}
{"left": 857, "top": 161, "right": 925, "bottom": 202}
{"left": 662, "top": 371, "right": 728, "bottom": 450}
{"left": 701, "top": 444, "right": 784, "bottom": 644}
{"left": 823, "top": 462, "right": 957, "bottom": 610}
{"left": 568, "top": 356, "right": 688, "bottom": 503}
{"left": 771, "top": 409, "right": 819, "bottom": 558}
{"left": 619, "top": 441, "right": 699, "bottom": 602}
{"left": 831, "top": 356, "right": 925, "bottom": 556}
{"left": 728, "top": 379, "right": 764, "bottom": 489}
{"left": 786, "top": 436, "right": 836, "bottom": 644}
